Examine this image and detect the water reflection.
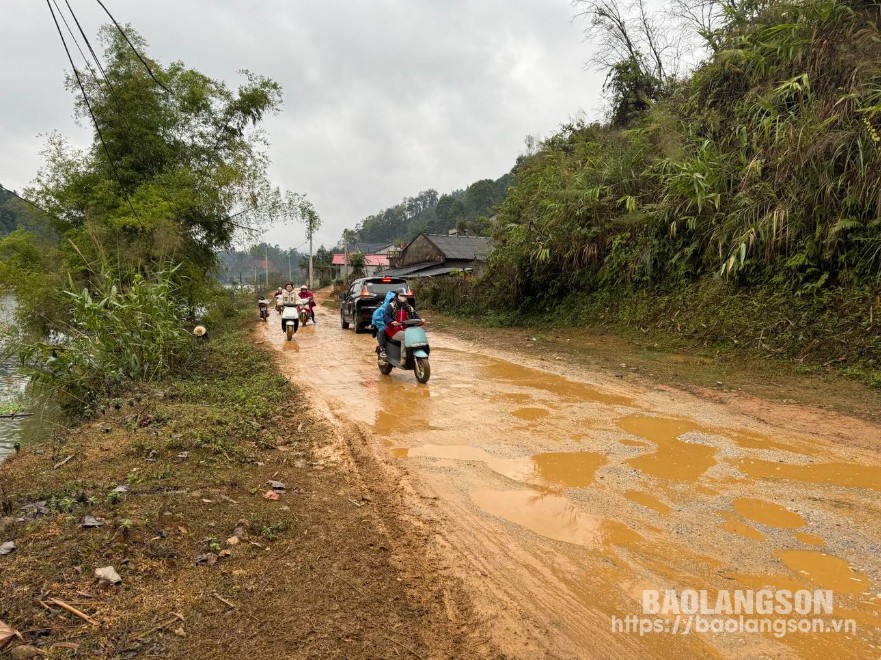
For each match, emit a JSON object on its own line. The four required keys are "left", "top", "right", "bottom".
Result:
{"left": 0, "top": 294, "right": 37, "bottom": 463}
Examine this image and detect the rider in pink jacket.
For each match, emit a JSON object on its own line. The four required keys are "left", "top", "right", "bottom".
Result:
{"left": 297, "top": 285, "right": 316, "bottom": 323}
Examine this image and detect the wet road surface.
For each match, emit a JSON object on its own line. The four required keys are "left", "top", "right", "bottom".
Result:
{"left": 262, "top": 298, "right": 881, "bottom": 658}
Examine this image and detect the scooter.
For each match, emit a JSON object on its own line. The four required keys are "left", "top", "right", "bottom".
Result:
{"left": 377, "top": 319, "right": 431, "bottom": 383}
{"left": 275, "top": 294, "right": 283, "bottom": 313}
{"left": 258, "top": 297, "right": 270, "bottom": 322}
{"left": 297, "top": 297, "right": 313, "bottom": 326}
{"left": 280, "top": 304, "right": 299, "bottom": 340}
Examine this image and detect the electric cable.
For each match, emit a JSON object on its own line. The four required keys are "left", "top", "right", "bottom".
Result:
{"left": 93, "top": 0, "right": 170, "bottom": 93}
{"left": 46, "top": 0, "right": 144, "bottom": 228}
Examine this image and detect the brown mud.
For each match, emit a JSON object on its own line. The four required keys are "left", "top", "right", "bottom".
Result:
{"left": 263, "top": 292, "right": 881, "bottom": 659}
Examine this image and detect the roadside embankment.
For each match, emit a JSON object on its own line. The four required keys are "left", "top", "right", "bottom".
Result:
{"left": 417, "top": 277, "right": 881, "bottom": 408}
{"left": 0, "top": 308, "right": 480, "bottom": 658}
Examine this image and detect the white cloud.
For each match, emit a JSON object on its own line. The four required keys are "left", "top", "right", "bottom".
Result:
{"left": 0, "top": 0, "right": 605, "bottom": 249}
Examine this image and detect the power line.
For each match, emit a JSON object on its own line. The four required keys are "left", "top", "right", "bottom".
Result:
{"left": 93, "top": 0, "right": 169, "bottom": 93}
{"left": 50, "top": 0, "right": 95, "bottom": 80}
{"left": 64, "top": 0, "right": 123, "bottom": 107}
{"left": 45, "top": 0, "right": 144, "bottom": 228}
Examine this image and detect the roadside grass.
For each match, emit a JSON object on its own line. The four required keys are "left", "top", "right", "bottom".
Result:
{"left": 0, "top": 305, "right": 433, "bottom": 658}
{"left": 425, "top": 309, "right": 881, "bottom": 425}
{"left": 417, "top": 277, "right": 881, "bottom": 398}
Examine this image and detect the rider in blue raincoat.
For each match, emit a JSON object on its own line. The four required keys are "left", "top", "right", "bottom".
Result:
{"left": 371, "top": 291, "right": 396, "bottom": 358}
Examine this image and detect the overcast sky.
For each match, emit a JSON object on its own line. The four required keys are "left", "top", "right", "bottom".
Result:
{"left": 0, "top": 0, "right": 605, "bottom": 250}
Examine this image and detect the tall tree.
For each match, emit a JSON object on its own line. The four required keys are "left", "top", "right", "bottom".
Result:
{"left": 22, "top": 25, "right": 298, "bottom": 284}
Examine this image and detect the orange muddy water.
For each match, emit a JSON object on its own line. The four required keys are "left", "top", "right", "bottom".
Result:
{"left": 263, "top": 299, "right": 881, "bottom": 659}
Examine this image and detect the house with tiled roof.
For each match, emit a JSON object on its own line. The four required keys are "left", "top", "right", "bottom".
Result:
{"left": 378, "top": 233, "right": 492, "bottom": 278}
{"left": 331, "top": 252, "right": 391, "bottom": 279}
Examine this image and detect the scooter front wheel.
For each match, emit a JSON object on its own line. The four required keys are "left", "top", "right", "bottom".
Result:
{"left": 378, "top": 360, "right": 393, "bottom": 375}
{"left": 286, "top": 325, "right": 294, "bottom": 341}
{"left": 414, "top": 357, "right": 430, "bottom": 383}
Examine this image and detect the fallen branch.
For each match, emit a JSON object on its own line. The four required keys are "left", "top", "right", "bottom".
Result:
{"left": 0, "top": 412, "right": 33, "bottom": 419}
{"left": 53, "top": 455, "right": 74, "bottom": 469}
{"left": 136, "top": 612, "right": 184, "bottom": 641}
{"left": 47, "top": 598, "right": 99, "bottom": 626}
{"left": 211, "top": 591, "right": 236, "bottom": 610}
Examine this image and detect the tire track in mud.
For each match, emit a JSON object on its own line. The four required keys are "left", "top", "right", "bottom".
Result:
{"left": 295, "top": 380, "right": 498, "bottom": 658}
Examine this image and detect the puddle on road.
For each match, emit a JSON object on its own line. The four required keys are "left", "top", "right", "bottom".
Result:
{"left": 794, "top": 532, "right": 825, "bottom": 546}
{"left": 480, "top": 359, "right": 632, "bottom": 407}
{"left": 775, "top": 550, "right": 871, "bottom": 594}
{"left": 623, "top": 490, "right": 672, "bottom": 516}
{"left": 532, "top": 452, "right": 607, "bottom": 488}
{"left": 721, "top": 428, "right": 810, "bottom": 454}
{"left": 396, "top": 445, "right": 607, "bottom": 489}
{"left": 618, "top": 416, "right": 717, "bottom": 483}
{"left": 732, "top": 498, "right": 806, "bottom": 529}
{"left": 473, "top": 489, "right": 641, "bottom": 552}
{"left": 735, "top": 458, "right": 881, "bottom": 492}
{"left": 511, "top": 407, "right": 550, "bottom": 421}
{"left": 720, "top": 512, "right": 766, "bottom": 541}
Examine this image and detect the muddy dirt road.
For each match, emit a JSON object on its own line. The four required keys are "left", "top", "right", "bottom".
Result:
{"left": 261, "top": 297, "right": 881, "bottom": 659}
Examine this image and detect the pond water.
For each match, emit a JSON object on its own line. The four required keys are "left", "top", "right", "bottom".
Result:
{"left": 0, "top": 294, "right": 39, "bottom": 463}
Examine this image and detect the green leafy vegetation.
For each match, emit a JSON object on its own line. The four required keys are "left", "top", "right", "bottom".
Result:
{"left": 10, "top": 268, "right": 192, "bottom": 412}
{"left": 431, "top": 0, "right": 881, "bottom": 384}
{"left": 0, "top": 24, "right": 299, "bottom": 410}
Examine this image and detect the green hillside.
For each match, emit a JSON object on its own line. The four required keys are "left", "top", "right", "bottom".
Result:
{"left": 0, "top": 188, "right": 46, "bottom": 237}
{"left": 422, "top": 0, "right": 881, "bottom": 384}
{"left": 353, "top": 174, "right": 512, "bottom": 244}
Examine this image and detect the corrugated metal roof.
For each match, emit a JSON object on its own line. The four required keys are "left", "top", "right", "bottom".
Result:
{"left": 423, "top": 234, "right": 492, "bottom": 260}
{"left": 410, "top": 266, "right": 456, "bottom": 277}
{"left": 376, "top": 262, "right": 437, "bottom": 277}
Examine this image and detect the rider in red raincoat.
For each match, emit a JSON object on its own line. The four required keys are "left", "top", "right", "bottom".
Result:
{"left": 384, "top": 288, "right": 419, "bottom": 340}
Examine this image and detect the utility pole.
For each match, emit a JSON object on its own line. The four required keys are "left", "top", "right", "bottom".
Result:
{"left": 299, "top": 199, "right": 321, "bottom": 291}
{"left": 288, "top": 251, "right": 292, "bottom": 282}
{"left": 308, "top": 232, "right": 314, "bottom": 290}
{"left": 264, "top": 244, "right": 269, "bottom": 288}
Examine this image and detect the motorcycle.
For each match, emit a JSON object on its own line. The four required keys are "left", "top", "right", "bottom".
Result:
{"left": 258, "top": 297, "right": 270, "bottom": 322}
{"left": 377, "top": 319, "right": 431, "bottom": 383}
{"left": 297, "top": 297, "right": 313, "bottom": 326}
{"left": 280, "top": 304, "right": 299, "bottom": 340}
{"left": 275, "top": 294, "right": 283, "bottom": 313}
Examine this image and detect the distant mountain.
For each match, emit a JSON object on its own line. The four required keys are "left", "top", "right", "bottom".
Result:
{"left": 351, "top": 173, "right": 512, "bottom": 244}
{"left": 0, "top": 188, "right": 47, "bottom": 237}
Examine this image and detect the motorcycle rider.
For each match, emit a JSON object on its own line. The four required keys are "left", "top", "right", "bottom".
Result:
{"left": 372, "top": 291, "right": 396, "bottom": 359}
{"left": 298, "top": 284, "right": 316, "bottom": 323}
{"left": 280, "top": 282, "right": 299, "bottom": 333}
{"left": 383, "top": 287, "right": 419, "bottom": 344}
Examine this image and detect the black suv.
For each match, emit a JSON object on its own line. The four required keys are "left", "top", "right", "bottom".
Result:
{"left": 340, "top": 277, "right": 413, "bottom": 333}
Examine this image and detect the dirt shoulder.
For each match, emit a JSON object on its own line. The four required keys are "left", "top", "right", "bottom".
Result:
{"left": 425, "top": 312, "right": 881, "bottom": 430}
{"left": 0, "top": 311, "right": 486, "bottom": 659}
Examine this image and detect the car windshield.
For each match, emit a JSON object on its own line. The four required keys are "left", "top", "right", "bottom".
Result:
{"left": 365, "top": 280, "right": 405, "bottom": 295}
